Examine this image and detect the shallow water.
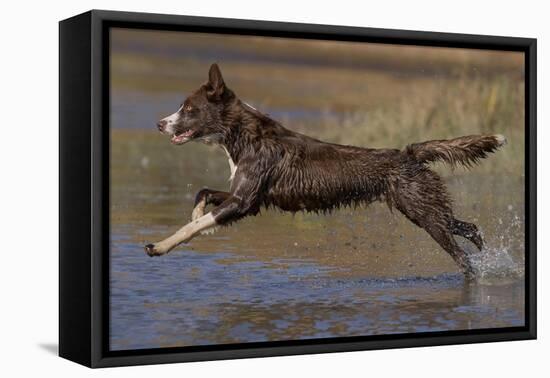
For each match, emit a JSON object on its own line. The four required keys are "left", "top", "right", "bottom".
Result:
{"left": 110, "top": 241, "right": 524, "bottom": 350}
{"left": 109, "top": 129, "right": 525, "bottom": 351}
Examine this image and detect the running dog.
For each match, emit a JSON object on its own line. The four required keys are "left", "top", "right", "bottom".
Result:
{"left": 145, "top": 63, "right": 506, "bottom": 278}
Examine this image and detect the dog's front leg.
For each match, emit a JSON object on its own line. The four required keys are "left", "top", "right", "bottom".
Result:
{"left": 146, "top": 163, "right": 264, "bottom": 257}
{"left": 145, "top": 212, "right": 218, "bottom": 256}
{"left": 145, "top": 195, "right": 250, "bottom": 257}
{"left": 191, "top": 188, "right": 231, "bottom": 221}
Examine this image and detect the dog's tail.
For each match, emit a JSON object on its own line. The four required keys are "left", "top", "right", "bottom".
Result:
{"left": 405, "top": 134, "right": 507, "bottom": 168}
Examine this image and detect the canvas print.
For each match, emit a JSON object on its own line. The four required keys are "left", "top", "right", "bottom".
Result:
{"left": 109, "top": 28, "right": 525, "bottom": 351}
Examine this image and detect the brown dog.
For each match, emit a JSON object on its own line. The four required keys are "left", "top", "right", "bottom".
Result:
{"left": 145, "top": 63, "right": 506, "bottom": 278}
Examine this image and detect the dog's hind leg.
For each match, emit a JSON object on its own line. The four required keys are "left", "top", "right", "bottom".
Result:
{"left": 192, "top": 189, "right": 231, "bottom": 221}
{"left": 396, "top": 200, "right": 474, "bottom": 276}
{"left": 423, "top": 223, "right": 475, "bottom": 278}
{"left": 451, "top": 218, "right": 483, "bottom": 251}
{"left": 396, "top": 208, "right": 474, "bottom": 276}
{"left": 393, "top": 168, "right": 475, "bottom": 277}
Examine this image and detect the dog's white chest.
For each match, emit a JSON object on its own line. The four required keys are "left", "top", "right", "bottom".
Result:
{"left": 222, "top": 146, "right": 237, "bottom": 182}
{"left": 227, "top": 157, "right": 237, "bottom": 182}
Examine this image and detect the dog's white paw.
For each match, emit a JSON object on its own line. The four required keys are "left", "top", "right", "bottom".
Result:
{"left": 145, "top": 243, "right": 168, "bottom": 256}
{"left": 191, "top": 199, "right": 206, "bottom": 221}
{"left": 200, "top": 226, "right": 219, "bottom": 235}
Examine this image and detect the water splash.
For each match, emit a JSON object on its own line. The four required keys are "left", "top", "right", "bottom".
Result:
{"left": 469, "top": 210, "right": 524, "bottom": 281}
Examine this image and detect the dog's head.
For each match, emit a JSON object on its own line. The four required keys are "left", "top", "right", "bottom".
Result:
{"left": 157, "top": 63, "right": 234, "bottom": 145}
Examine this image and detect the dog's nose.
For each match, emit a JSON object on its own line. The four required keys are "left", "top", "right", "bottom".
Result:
{"left": 157, "top": 120, "right": 167, "bottom": 131}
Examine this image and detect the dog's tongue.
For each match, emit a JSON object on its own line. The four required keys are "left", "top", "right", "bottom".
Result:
{"left": 171, "top": 130, "right": 194, "bottom": 144}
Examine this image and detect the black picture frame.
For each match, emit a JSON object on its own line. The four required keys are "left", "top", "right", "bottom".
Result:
{"left": 59, "top": 9, "right": 537, "bottom": 368}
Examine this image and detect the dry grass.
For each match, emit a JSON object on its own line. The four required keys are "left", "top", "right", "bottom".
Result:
{"left": 301, "top": 74, "right": 525, "bottom": 175}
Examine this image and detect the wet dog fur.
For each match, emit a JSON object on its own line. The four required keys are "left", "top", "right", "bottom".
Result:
{"left": 145, "top": 63, "right": 506, "bottom": 278}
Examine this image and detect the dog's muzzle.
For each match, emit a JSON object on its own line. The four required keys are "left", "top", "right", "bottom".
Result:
{"left": 157, "top": 120, "right": 167, "bottom": 133}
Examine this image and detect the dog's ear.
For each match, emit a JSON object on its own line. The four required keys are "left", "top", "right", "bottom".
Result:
{"left": 206, "top": 63, "right": 225, "bottom": 101}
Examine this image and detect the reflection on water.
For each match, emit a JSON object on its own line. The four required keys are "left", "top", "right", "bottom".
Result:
{"left": 110, "top": 129, "right": 525, "bottom": 351}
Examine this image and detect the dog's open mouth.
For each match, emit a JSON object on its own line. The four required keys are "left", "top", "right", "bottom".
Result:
{"left": 171, "top": 129, "right": 195, "bottom": 145}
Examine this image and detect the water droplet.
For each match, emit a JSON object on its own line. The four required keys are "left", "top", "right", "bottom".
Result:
{"left": 140, "top": 156, "right": 150, "bottom": 169}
